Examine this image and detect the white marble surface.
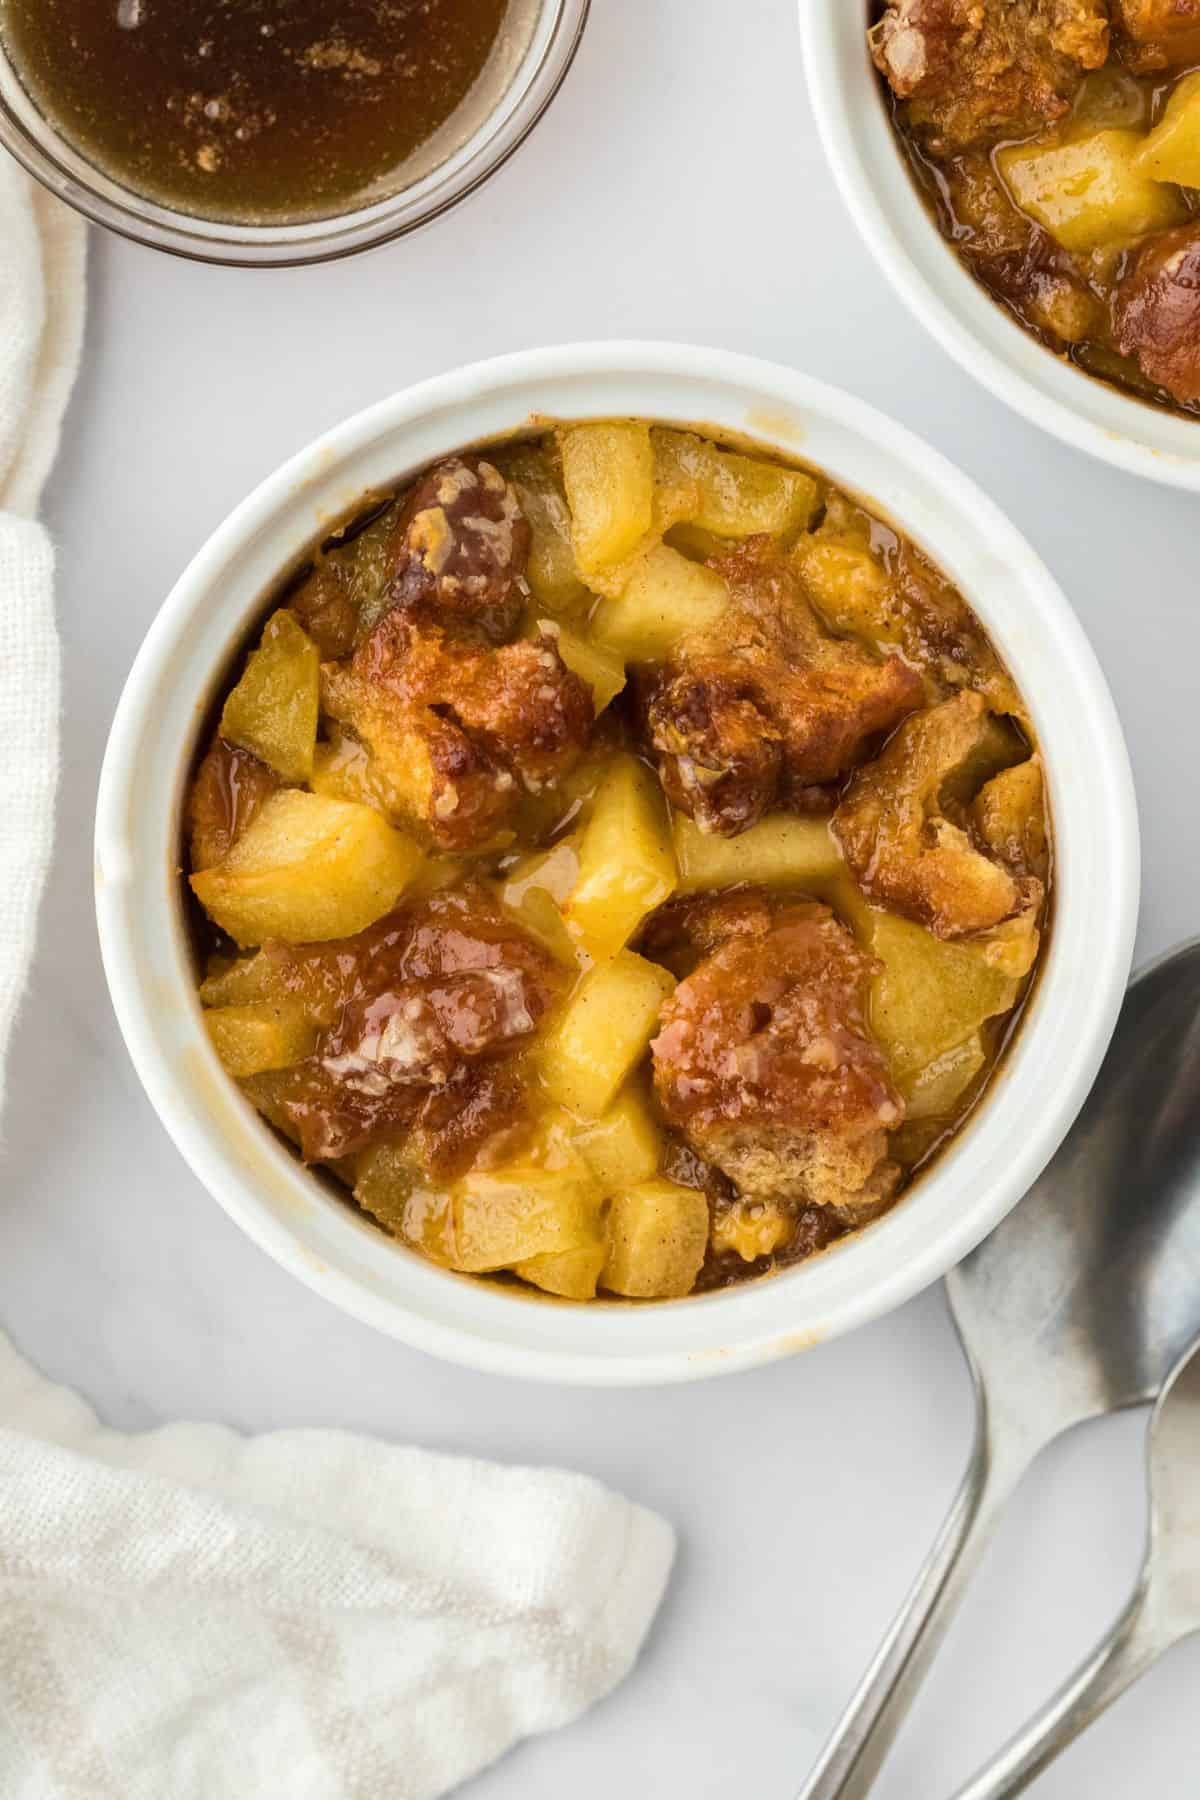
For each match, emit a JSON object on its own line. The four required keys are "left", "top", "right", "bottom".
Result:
{"left": 3, "top": 2, "right": 1199, "bottom": 1794}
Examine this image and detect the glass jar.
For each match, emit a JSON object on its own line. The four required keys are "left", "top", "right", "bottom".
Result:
{"left": 0, "top": 0, "right": 589, "bottom": 267}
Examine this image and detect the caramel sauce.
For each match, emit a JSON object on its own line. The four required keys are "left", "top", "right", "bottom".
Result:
{"left": 1, "top": 0, "right": 512, "bottom": 223}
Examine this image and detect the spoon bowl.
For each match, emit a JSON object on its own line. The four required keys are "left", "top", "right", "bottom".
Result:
{"left": 949, "top": 935, "right": 1200, "bottom": 1428}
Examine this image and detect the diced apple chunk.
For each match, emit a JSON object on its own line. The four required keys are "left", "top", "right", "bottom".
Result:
{"left": 310, "top": 731, "right": 395, "bottom": 817}
{"left": 1135, "top": 71, "right": 1200, "bottom": 187}
{"left": 497, "top": 840, "right": 582, "bottom": 967}
{"left": 203, "top": 1001, "right": 318, "bottom": 1078}
{"left": 563, "top": 755, "right": 677, "bottom": 959}
{"left": 573, "top": 1084, "right": 662, "bottom": 1191}
{"left": 219, "top": 608, "right": 320, "bottom": 783}
{"left": 558, "top": 421, "right": 654, "bottom": 574}
{"left": 537, "top": 619, "right": 626, "bottom": 713}
{"left": 198, "top": 951, "right": 283, "bottom": 1008}
{"left": 515, "top": 1238, "right": 607, "bottom": 1301}
{"left": 652, "top": 429, "right": 819, "bottom": 542}
{"left": 446, "top": 1152, "right": 602, "bottom": 1273}
{"left": 540, "top": 951, "right": 676, "bottom": 1117}
{"left": 589, "top": 544, "right": 728, "bottom": 661}
{"left": 901, "top": 1035, "right": 987, "bottom": 1122}
{"left": 855, "top": 905, "right": 1019, "bottom": 1082}
{"left": 601, "top": 1178, "right": 709, "bottom": 1299}
{"left": 354, "top": 1144, "right": 417, "bottom": 1236}
{"left": 998, "top": 128, "right": 1183, "bottom": 253}
{"left": 499, "top": 444, "right": 587, "bottom": 611}
{"left": 673, "top": 812, "right": 844, "bottom": 894}
{"left": 190, "top": 789, "right": 424, "bottom": 947}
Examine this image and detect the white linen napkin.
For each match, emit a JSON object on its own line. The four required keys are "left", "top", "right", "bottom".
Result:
{"left": 0, "top": 162, "right": 674, "bottom": 1798}
{"left": 0, "top": 1332, "right": 674, "bottom": 1800}
{"left": 0, "top": 157, "right": 85, "bottom": 1111}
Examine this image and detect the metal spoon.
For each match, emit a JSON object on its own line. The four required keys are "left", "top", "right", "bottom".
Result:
{"left": 951, "top": 1327, "right": 1200, "bottom": 1797}
{"left": 799, "top": 940, "right": 1200, "bottom": 1800}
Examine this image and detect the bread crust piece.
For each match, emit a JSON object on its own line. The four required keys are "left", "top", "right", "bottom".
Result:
{"left": 936, "top": 154, "right": 1099, "bottom": 346}
{"left": 321, "top": 610, "right": 594, "bottom": 851}
{"left": 870, "top": 0, "right": 1109, "bottom": 151}
{"left": 639, "top": 888, "right": 777, "bottom": 977}
{"left": 259, "top": 883, "right": 562, "bottom": 1165}
{"left": 1114, "top": 0, "right": 1200, "bottom": 68}
{"left": 834, "top": 690, "right": 1043, "bottom": 937}
{"left": 385, "top": 454, "right": 533, "bottom": 643}
{"left": 651, "top": 898, "right": 903, "bottom": 1223}
{"left": 646, "top": 540, "right": 923, "bottom": 837}
{"left": 1113, "top": 225, "right": 1200, "bottom": 405}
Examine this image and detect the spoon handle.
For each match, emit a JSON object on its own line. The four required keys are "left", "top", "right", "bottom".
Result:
{"left": 948, "top": 1584, "right": 1162, "bottom": 1799}
{"left": 798, "top": 1403, "right": 1028, "bottom": 1800}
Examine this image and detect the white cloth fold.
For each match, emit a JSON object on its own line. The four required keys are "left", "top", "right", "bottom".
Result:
{"left": 0, "top": 1331, "right": 674, "bottom": 1800}
{"left": 0, "top": 157, "right": 85, "bottom": 1111}
{"left": 0, "top": 164, "right": 673, "bottom": 1797}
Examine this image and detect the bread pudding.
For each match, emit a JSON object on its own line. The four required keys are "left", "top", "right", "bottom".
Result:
{"left": 184, "top": 421, "right": 1050, "bottom": 1302}
{"left": 871, "top": 0, "right": 1200, "bottom": 414}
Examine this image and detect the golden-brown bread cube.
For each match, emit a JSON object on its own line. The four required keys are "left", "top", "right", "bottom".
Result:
{"left": 563, "top": 755, "right": 677, "bottom": 960}
{"left": 497, "top": 445, "right": 587, "bottom": 612}
{"left": 187, "top": 737, "right": 279, "bottom": 873}
{"left": 203, "top": 1001, "right": 318, "bottom": 1079}
{"left": 1113, "top": 223, "right": 1200, "bottom": 405}
{"left": 710, "top": 1199, "right": 794, "bottom": 1263}
{"left": 540, "top": 951, "right": 676, "bottom": 1118}
{"left": 672, "top": 812, "right": 844, "bottom": 895}
{"left": 219, "top": 609, "right": 320, "bottom": 783}
{"left": 870, "top": 0, "right": 1110, "bottom": 151}
{"left": 535, "top": 620, "right": 626, "bottom": 713}
{"left": 573, "top": 1084, "right": 663, "bottom": 1192}
{"left": 600, "top": 1178, "right": 709, "bottom": 1299}
{"left": 835, "top": 692, "right": 1041, "bottom": 938}
{"left": 997, "top": 128, "right": 1183, "bottom": 254}
{"left": 515, "top": 1238, "right": 607, "bottom": 1300}
{"left": 589, "top": 544, "right": 729, "bottom": 661}
{"left": 387, "top": 454, "right": 532, "bottom": 643}
{"left": 796, "top": 497, "right": 1024, "bottom": 723}
{"left": 1116, "top": 0, "right": 1200, "bottom": 68}
{"left": 320, "top": 610, "right": 594, "bottom": 853}
{"left": 638, "top": 887, "right": 778, "bottom": 978}
{"left": 190, "top": 790, "right": 424, "bottom": 947}
{"left": 1134, "top": 70, "right": 1200, "bottom": 183}
{"left": 793, "top": 536, "right": 895, "bottom": 647}
{"left": 972, "top": 756, "right": 1048, "bottom": 877}
{"left": 651, "top": 900, "right": 902, "bottom": 1222}
{"left": 558, "top": 421, "right": 655, "bottom": 575}
{"left": 651, "top": 429, "right": 820, "bottom": 543}
{"left": 647, "top": 540, "right": 924, "bottom": 836}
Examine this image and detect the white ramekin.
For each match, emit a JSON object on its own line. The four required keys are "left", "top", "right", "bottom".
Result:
{"left": 94, "top": 342, "right": 1139, "bottom": 1385}
{"left": 799, "top": 3, "right": 1200, "bottom": 490}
